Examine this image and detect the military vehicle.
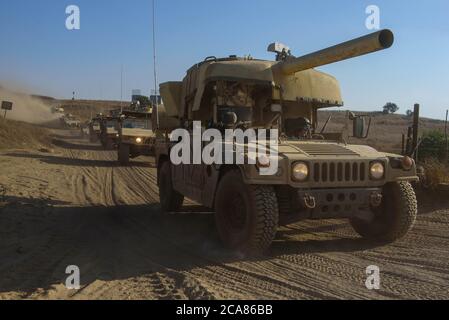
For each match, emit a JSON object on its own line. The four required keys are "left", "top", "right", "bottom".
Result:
{"left": 88, "top": 117, "right": 102, "bottom": 143}
{"left": 155, "top": 29, "right": 418, "bottom": 254}
{"left": 117, "top": 109, "right": 155, "bottom": 165}
{"left": 99, "top": 116, "right": 120, "bottom": 149}
{"left": 62, "top": 114, "right": 81, "bottom": 128}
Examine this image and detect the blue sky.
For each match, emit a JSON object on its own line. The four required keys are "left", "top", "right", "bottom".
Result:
{"left": 0, "top": 0, "right": 448, "bottom": 119}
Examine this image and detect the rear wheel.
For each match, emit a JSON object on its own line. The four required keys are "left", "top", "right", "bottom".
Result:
{"left": 350, "top": 181, "right": 417, "bottom": 242}
{"left": 214, "top": 170, "right": 279, "bottom": 255}
{"left": 118, "top": 144, "right": 130, "bottom": 165}
{"left": 158, "top": 161, "right": 184, "bottom": 212}
{"left": 104, "top": 138, "right": 114, "bottom": 150}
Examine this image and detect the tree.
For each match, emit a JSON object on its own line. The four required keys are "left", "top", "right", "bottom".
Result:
{"left": 406, "top": 109, "right": 414, "bottom": 117}
{"left": 382, "top": 102, "right": 399, "bottom": 114}
{"left": 135, "top": 95, "right": 150, "bottom": 106}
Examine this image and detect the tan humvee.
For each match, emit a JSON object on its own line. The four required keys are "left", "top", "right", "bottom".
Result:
{"left": 117, "top": 109, "right": 155, "bottom": 165}
{"left": 89, "top": 117, "right": 102, "bottom": 143}
{"left": 155, "top": 30, "right": 418, "bottom": 254}
{"left": 99, "top": 116, "right": 120, "bottom": 149}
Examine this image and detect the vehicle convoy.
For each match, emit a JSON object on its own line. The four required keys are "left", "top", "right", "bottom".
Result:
{"left": 88, "top": 117, "right": 102, "bottom": 143}
{"left": 117, "top": 109, "right": 155, "bottom": 165}
{"left": 155, "top": 29, "right": 418, "bottom": 254}
{"left": 62, "top": 114, "right": 81, "bottom": 128}
{"left": 99, "top": 116, "right": 120, "bottom": 149}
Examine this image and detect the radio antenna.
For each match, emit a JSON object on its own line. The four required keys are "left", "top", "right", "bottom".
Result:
{"left": 152, "top": 0, "right": 159, "bottom": 128}
{"left": 120, "top": 64, "right": 123, "bottom": 113}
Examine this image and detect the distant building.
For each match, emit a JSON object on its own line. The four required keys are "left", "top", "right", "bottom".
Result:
{"left": 150, "top": 95, "right": 162, "bottom": 106}
{"left": 132, "top": 89, "right": 142, "bottom": 103}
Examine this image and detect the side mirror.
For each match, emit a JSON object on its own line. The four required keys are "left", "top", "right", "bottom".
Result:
{"left": 353, "top": 117, "right": 365, "bottom": 138}
{"left": 352, "top": 116, "right": 372, "bottom": 139}
{"left": 223, "top": 112, "right": 238, "bottom": 126}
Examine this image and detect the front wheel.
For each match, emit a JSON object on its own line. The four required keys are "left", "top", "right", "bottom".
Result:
{"left": 105, "top": 139, "right": 114, "bottom": 150}
{"left": 350, "top": 181, "right": 417, "bottom": 242}
{"left": 214, "top": 170, "right": 279, "bottom": 255}
{"left": 158, "top": 161, "right": 184, "bottom": 212}
{"left": 118, "top": 144, "right": 130, "bottom": 165}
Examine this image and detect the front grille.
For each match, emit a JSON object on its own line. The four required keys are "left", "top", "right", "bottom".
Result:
{"left": 312, "top": 161, "right": 368, "bottom": 183}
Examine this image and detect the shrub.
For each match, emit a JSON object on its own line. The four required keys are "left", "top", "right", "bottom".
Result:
{"left": 421, "top": 158, "right": 449, "bottom": 190}
{"left": 418, "top": 130, "right": 446, "bottom": 161}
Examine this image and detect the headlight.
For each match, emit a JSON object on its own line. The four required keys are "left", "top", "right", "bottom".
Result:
{"left": 136, "top": 137, "right": 143, "bottom": 144}
{"left": 292, "top": 162, "right": 309, "bottom": 181}
{"left": 257, "top": 154, "right": 271, "bottom": 168}
{"left": 370, "top": 162, "right": 385, "bottom": 180}
{"left": 401, "top": 156, "right": 414, "bottom": 171}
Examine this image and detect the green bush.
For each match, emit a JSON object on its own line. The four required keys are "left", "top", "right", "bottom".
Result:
{"left": 419, "top": 130, "right": 446, "bottom": 161}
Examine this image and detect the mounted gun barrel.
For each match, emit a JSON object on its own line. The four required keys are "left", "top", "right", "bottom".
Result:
{"left": 275, "top": 29, "right": 394, "bottom": 75}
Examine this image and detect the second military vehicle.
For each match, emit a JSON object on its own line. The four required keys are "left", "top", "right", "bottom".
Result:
{"left": 88, "top": 117, "right": 102, "bottom": 143}
{"left": 117, "top": 109, "right": 155, "bottom": 165}
{"left": 156, "top": 29, "right": 418, "bottom": 254}
{"left": 99, "top": 116, "right": 120, "bottom": 149}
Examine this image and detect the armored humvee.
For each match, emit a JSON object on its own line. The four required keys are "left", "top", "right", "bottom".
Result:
{"left": 99, "top": 116, "right": 120, "bottom": 149}
{"left": 62, "top": 114, "right": 81, "bottom": 128}
{"left": 117, "top": 109, "right": 155, "bottom": 165}
{"left": 88, "top": 117, "right": 102, "bottom": 143}
{"left": 155, "top": 29, "right": 418, "bottom": 254}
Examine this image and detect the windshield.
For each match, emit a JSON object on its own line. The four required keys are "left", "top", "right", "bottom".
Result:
{"left": 284, "top": 117, "right": 312, "bottom": 139}
{"left": 123, "top": 119, "right": 151, "bottom": 130}
{"left": 217, "top": 106, "right": 252, "bottom": 126}
{"left": 106, "top": 121, "right": 117, "bottom": 128}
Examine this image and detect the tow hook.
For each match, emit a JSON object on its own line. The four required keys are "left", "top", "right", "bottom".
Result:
{"left": 370, "top": 192, "right": 383, "bottom": 207}
{"left": 303, "top": 194, "right": 316, "bottom": 209}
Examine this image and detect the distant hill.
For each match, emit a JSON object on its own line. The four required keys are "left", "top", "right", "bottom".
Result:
{"left": 318, "top": 110, "right": 446, "bottom": 153}
{"left": 2, "top": 88, "right": 446, "bottom": 155}
{"left": 56, "top": 100, "right": 448, "bottom": 154}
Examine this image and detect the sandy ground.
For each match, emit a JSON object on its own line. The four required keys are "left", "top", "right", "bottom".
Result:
{"left": 0, "top": 129, "right": 448, "bottom": 300}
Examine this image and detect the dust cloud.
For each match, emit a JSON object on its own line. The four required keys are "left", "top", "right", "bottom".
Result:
{"left": 0, "top": 87, "right": 61, "bottom": 124}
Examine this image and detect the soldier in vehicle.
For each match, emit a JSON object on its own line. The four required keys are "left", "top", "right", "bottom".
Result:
{"left": 284, "top": 117, "right": 312, "bottom": 139}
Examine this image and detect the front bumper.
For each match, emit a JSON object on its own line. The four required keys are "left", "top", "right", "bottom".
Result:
{"left": 279, "top": 187, "right": 382, "bottom": 225}
{"left": 129, "top": 143, "right": 154, "bottom": 156}
{"left": 298, "top": 188, "right": 382, "bottom": 219}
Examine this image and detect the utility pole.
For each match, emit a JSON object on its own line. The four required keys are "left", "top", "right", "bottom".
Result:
{"left": 71, "top": 91, "right": 75, "bottom": 112}
{"left": 412, "top": 104, "right": 420, "bottom": 160}
{"left": 152, "top": 0, "right": 159, "bottom": 128}
{"left": 445, "top": 109, "right": 448, "bottom": 163}
{"left": 120, "top": 64, "right": 124, "bottom": 112}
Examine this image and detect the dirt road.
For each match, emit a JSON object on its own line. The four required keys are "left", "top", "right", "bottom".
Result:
{"left": 0, "top": 130, "right": 448, "bottom": 300}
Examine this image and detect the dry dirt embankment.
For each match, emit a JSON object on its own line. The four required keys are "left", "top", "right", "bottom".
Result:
{"left": 0, "top": 118, "right": 53, "bottom": 151}
{"left": 0, "top": 129, "right": 448, "bottom": 300}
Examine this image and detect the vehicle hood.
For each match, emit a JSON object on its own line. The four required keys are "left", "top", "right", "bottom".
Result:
{"left": 278, "top": 141, "right": 390, "bottom": 159}
{"left": 121, "top": 128, "right": 154, "bottom": 138}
